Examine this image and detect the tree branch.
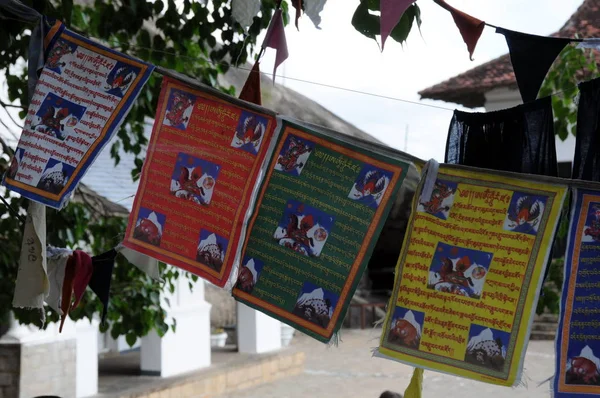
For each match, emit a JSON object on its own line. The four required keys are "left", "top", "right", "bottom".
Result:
{"left": 0, "top": 133, "right": 14, "bottom": 157}
{"left": 0, "top": 100, "right": 25, "bottom": 110}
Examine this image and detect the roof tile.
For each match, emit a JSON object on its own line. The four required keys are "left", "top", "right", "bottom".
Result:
{"left": 419, "top": 0, "right": 600, "bottom": 108}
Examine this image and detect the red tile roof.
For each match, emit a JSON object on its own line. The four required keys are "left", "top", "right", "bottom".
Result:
{"left": 419, "top": 0, "right": 600, "bottom": 108}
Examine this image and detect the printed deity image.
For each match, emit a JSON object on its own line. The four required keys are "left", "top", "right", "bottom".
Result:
{"left": 133, "top": 208, "right": 166, "bottom": 247}
{"left": 417, "top": 179, "right": 458, "bottom": 220}
{"left": 230, "top": 111, "right": 268, "bottom": 155}
{"left": 163, "top": 89, "right": 196, "bottom": 130}
{"left": 348, "top": 163, "right": 393, "bottom": 209}
{"left": 196, "top": 230, "right": 229, "bottom": 272}
{"left": 235, "top": 256, "right": 265, "bottom": 294}
{"left": 274, "top": 200, "right": 334, "bottom": 257}
{"left": 428, "top": 242, "right": 492, "bottom": 299}
{"left": 582, "top": 202, "right": 600, "bottom": 243}
{"left": 565, "top": 345, "right": 600, "bottom": 385}
{"left": 274, "top": 135, "right": 315, "bottom": 176}
{"left": 32, "top": 93, "right": 87, "bottom": 141}
{"left": 36, "top": 159, "right": 75, "bottom": 194}
{"left": 292, "top": 281, "right": 339, "bottom": 328}
{"left": 503, "top": 192, "right": 547, "bottom": 236}
{"left": 104, "top": 61, "right": 139, "bottom": 98}
{"left": 464, "top": 324, "right": 509, "bottom": 371}
{"left": 45, "top": 39, "right": 77, "bottom": 74}
{"left": 387, "top": 307, "right": 424, "bottom": 349}
{"left": 6, "top": 149, "right": 24, "bottom": 180}
{"left": 170, "top": 153, "right": 220, "bottom": 205}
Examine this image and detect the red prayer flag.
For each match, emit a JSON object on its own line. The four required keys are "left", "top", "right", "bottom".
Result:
{"left": 239, "top": 61, "right": 262, "bottom": 105}
{"left": 262, "top": 9, "right": 289, "bottom": 83}
{"left": 59, "top": 255, "right": 75, "bottom": 333}
{"left": 434, "top": 0, "right": 485, "bottom": 60}
{"left": 71, "top": 250, "right": 93, "bottom": 309}
{"left": 292, "top": 0, "right": 303, "bottom": 30}
{"left": 380, "top": 0, "right": 416, "bottom": 51}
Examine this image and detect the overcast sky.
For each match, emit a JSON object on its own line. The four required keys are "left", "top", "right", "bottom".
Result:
{"left": 0, "top": 0, "right": 585, "bottom": 161}
{"left": 259, "top": 0, "right": 584, "bottom": 161}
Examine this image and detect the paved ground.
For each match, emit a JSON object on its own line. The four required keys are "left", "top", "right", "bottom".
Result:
{"left": 222, "top": 329, "right": 556, "bottom": 398}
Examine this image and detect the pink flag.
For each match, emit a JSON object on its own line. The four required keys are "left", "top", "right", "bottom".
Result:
{"left": 380, "top": 0, "right": 416, "bottom": 50}
{"left": 262, "top": 9, "right": 289, "bottom": 83}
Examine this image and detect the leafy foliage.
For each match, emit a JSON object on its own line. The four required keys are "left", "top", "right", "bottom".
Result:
{"left": 536, "top": 257, "right": 565, "bottom": 315}
{"left": 539, "top": 45, "right": 600, "bottom": 141}
{"left": 0, "top": 0, "right": 283, "bottom": 342}
{"left": 351, "top": 0, "right": 421, "bottom": 46}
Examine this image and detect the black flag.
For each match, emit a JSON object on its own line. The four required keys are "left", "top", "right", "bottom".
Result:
{"left": 497, "top": 28, "right": 572, "bottom": 103}
{"left": 89, "top": 249, "right": 117, "bottom": 323}
{"left": 573, "top": 77, "right": 600, "bottom": 181}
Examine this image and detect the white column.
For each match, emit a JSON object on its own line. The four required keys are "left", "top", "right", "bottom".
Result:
{"left": 140, "top": 272, "right": 212, "bottom": 377}
{"left": 237, "top": 302, "right": 282, "bottom": 354}
{"left": 75, "top": 318, "right": 99, "bottom": 398}
{"left": 0, "top": 314, "right": 79, "bottom": 398}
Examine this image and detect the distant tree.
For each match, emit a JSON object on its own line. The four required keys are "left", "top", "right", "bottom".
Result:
{"left": 0, "top": 0, "right": 285, "bottom": 344}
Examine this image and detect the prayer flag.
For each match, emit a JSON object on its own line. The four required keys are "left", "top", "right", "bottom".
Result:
{"left": 231, "top": 0, "right": 261, "bottom": 32}
{"left": 446, "top": 97, "right": 558, "bottom": 176}
{"left": 573, "top": 78, "right": 600, "bottom": 181}
{"left": 262, "top": 9, "right": 289, "bottom": 82}
{"left": 434, "top": 0, "right": 485, "bottom": 60}
{"left": 123, "top": 76, "right": 278, "bottom": 287}
{"left": 380, "top": 0, "right": 416, "bottom": 50}
{"left": 233, "top": 117, "right": 414, "bottom": 343}
{"left": 239, "top": 61, "right": 262, "bottom": 106}
{"left": 376, "top": 164, "right": 567, "bottom": 386}
{"left": 554, "top": 184, "right": 600, "bottom": 397}
{"left": 497, "top": 28, "right": 571, "bottom": 104}
{"left": 2, "top": 20, "right": 154, "bottom": 209}
{"left": 89, "top": 249, "right": 118, "bottom": 323}
{"left": 304, "top": 0, "right": 327, "bottom": 29}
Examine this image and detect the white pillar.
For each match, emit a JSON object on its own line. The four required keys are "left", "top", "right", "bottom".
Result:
{"left": 140, "top": 272, "right": 212, "bottom": 377}
{"left": 0, "top": 314, "right": 79, "bottom": 398}
{"left": 237, "top": 303, "right": 282, "bottom": 354}
{"left": 75, "top": 319, "right": 99, "bottom": 398}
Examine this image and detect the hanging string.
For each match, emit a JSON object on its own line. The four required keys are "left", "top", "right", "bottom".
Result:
{"left": 0, "top": 195, "right": 25, "bottom": 223}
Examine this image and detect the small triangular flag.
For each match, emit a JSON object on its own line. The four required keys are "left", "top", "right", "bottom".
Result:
{"left": 239, "top": 61, "right": 262, "bottom": 105}
{"left": 71, "top": 250, "right": 93, "bottom": 309}
{"left": 231, "top": 0, "right": 261, "bottom": 32}
{"left": 262, "top": 9, "right": 289, "bottom": 83}
{"left": 497, "top": 27, "right": 572, "bottom": 103}
{"left": 292, "top": 0, "right": 303, "bottom": 30}
{"left": 380, "top": 0, "right": 416, "bottom": 50}
{"left": 403, "top": 368, "right": 424, "bottom": 398}
{"left": 89, "top": 249, "right": 117, "bottom": 324}
{"left": 434, "top": 0, "right": 485, "bottom": 60}
{"left": 46, "top": 247, "right": 72, "bottom": 315}
{"left": 304, "top": 0, "right": 327, "bottom": 29}
{"left": 59, "top": 255, "right": 76, "bottom": 333}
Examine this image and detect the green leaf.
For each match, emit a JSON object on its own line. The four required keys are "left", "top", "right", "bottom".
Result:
{"left": 62, "top": 0, "right": 74, "bottom": 27}
{"left": 352, "top": 1, "right": 379, "bottom": 41}
{"left": 126, "top": 332, "right": 137, "bottom": 347}
{"left": 390, "top": 6, "right": 415, "bottom": 44}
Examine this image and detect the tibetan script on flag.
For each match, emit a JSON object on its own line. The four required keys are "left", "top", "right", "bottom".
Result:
{"left": 124, "top": 76, "right": 277, "bottom": 287}
{"left": 377, "top": 165, "right": 566, "bottom": 386}
{"left": 233, "top": 118, "right": 412, "bottom": 343}
{"left": 3, "top": 21, "right": 153, "bottom": 209}
{"left": 555, "top": 186, "right": 600, "bottom": 397}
